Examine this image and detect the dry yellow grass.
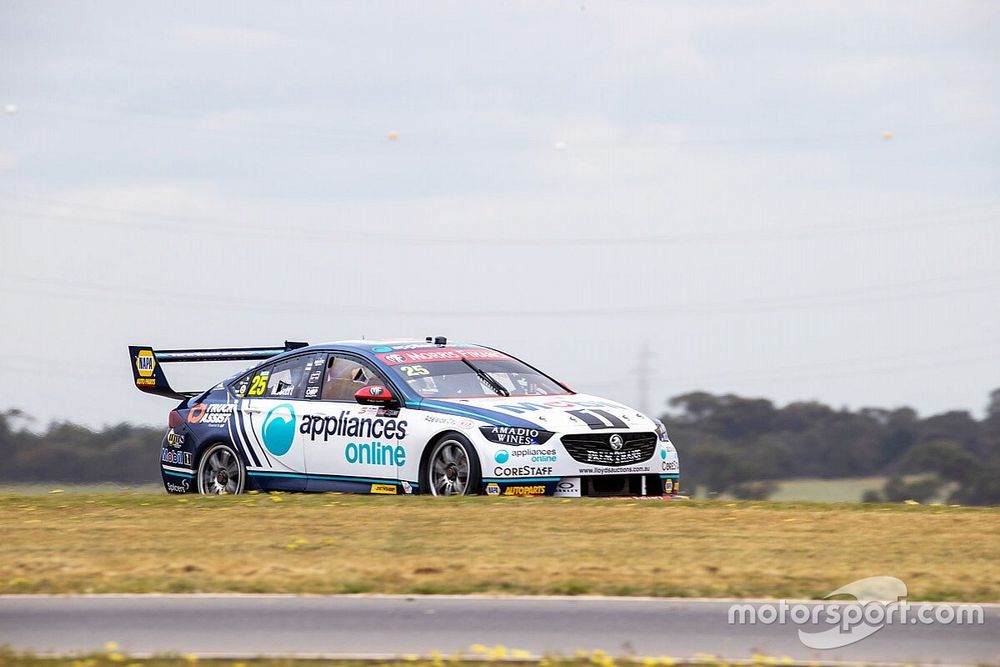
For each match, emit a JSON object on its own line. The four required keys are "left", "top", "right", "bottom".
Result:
{"left": 0, "top": 651, "right": 717, "bottom": 667}
{"left": 1, "top": 492, "right": 997, "bottom": 600}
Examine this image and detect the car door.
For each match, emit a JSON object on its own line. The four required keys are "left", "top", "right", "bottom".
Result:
{"left": 303, "top": 353, "right": 407, "bottom": 493}
{"left": 239, "top": 353, "right": 325, "bottom": 491}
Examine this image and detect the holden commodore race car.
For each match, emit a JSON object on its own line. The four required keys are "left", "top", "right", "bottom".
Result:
{"left": 128, "top": 337, "right": 680, "bottom": 497}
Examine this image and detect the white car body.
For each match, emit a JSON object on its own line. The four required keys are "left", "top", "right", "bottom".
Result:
{"left": 136, "top": 339, "right": 681, "bottom": 497}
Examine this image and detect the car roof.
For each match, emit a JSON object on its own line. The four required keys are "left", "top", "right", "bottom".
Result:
{"left": 215, "top": 340, "right": 488, "bottom": 388}
{"left": 311, "top": 339, "right": 487, "bottom": 353}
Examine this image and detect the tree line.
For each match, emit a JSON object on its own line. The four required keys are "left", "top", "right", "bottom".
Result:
{"left": 660, "top": 389, "right": 1000, "bottom": 505}
{"left": 0, "top": 410, "right": 162, "bottom": 484}
{"left": 1, "top": 388, "right": 998, "bottom": 504}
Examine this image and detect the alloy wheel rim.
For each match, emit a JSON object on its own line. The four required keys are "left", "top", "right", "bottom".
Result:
{"left": 200, "top": 448, "right": 240, "bottom": 494}
{"left": 430, "top": 440, "right": 470, "bottom": 496}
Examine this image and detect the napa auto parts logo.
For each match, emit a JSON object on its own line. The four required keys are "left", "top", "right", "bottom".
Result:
{"left": 135, "top": 349, "right": 156, "bottom": 377}
{"left": 727, "top": 576, "right": 984, "bottom": 649}
{"left": 134, "top": 349, "right": 156, "bottom": 386}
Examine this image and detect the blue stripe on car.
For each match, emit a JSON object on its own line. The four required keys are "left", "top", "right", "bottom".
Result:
{"left": 413, "top": 400, "right": 542, "bottom": 429}
{"left": 235, "top": 401, "right": 262, "bottom": 467}
{"left": 247, "top": 470, "right": 419, "bottom": 488}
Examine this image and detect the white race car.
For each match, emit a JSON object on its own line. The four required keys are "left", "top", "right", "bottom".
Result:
{"left": 129, "top": 337, "right": 680, "bottom": 497}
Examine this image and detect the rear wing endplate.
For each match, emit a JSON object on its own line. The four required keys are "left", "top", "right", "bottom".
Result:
{"left": 128, "top": 341, "right": 309, "bottom": 400}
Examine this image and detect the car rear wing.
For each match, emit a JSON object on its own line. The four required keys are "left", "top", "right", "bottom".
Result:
{"left": 128, "top": 341, "right": 309, "bottom": 400}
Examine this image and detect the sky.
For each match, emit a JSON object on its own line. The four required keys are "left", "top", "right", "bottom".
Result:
{"left": 1, "top": 1, "right": 999, "bottom": 428}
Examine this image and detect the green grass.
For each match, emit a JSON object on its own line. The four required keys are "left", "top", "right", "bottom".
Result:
{"left": 1, "top": 492, "right": 997, "bottom": 601}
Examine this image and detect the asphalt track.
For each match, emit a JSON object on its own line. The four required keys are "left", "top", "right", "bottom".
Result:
{"left": 2, "top": 595, "right": 998, "bottom": 665}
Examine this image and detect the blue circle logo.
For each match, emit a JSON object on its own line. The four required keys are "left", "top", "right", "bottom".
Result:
{"left": 494, "top": 450, "right": 510, "bottom": 464}
{"left": 660, "top": 449, "right": 667, "bottom": 460}
{"left": 262, "top": 403, "right": 296, "bottom": 456}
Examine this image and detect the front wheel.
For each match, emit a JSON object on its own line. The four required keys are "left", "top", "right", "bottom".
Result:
{"left": 196, "top": 443, "right": 246, "bottom": 495}
{"left": 423, "top": 433, "right": 481, "bottom": 496}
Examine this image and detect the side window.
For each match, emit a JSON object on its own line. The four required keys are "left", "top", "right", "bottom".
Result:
{"left": 265, "top": 354, "right": 326, "bottom": 399}
{"left": 239, "top": 354, "right": 325, "bottom": 400}
{"left": 321, "top": 356, "right": 383, "bottom": 401}
{"left": 230, "top": 368, "right": 255, "bottom": 398}
{"left": 245, "top": 366, "right": 272, "bottom": 398}
{"left": 302, "top": 354, "right": 327, "bottom": 399}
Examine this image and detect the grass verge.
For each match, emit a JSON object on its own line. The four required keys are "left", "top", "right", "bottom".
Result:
{"left": 0, "top": 649, "right": 849, "bottom": 667}
{"left": 0, "top": 492, "right": 997, "bottom": 600}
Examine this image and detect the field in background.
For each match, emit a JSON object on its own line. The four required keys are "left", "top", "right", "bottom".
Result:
{"left": 1, "top": 492, "right": 997, "bottom": 601}
{"left": 690, "top": 477, "right": 891, "bottom": 502}
{"left": 769, "top": 477, "right": 888, "bottom": 502}
{"left": 688, "top": 476, "right": 948, "bottom": 503}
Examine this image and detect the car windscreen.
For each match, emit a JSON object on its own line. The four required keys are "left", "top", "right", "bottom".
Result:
{"left": 381, "top": 353, "right": 567, "bottom": 399}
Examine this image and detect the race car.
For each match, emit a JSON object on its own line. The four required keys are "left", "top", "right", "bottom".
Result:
{"left": 128, "top": 337, "right": 680, "bottom": 497}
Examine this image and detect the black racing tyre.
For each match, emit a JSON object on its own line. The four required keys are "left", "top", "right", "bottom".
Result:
{"left": 196, "top": 443, "right": 246, "bottom": 495}
{"left": 422, "top": 432, "right": 482, "bottom": 496}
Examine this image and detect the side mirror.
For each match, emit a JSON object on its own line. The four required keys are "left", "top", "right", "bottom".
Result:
{"left": 355, "top": 385, "right": 395, "bottom": 405}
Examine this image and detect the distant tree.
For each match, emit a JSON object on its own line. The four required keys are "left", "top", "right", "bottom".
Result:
{"left": 0, "top": 412, "right": 162, "bottom": 484}
{"left": 898, "top": 440, "right": 978, "bottom": 485}
{"left": 775, "top": 401, "right": 837, "bottom": 433}
{"left": 668, "top": 391, "right": 722, "bottom": 423}
{"left": 676, "top": 438, "right": 746, "bottom": 495}
{"left": 949, "top": 459, "right": 1000, "bottom": 505}
{"left": 743, "top": 434, "right": 798, "bottom": 479}
{"left": 987, "top": 389, "right": 1000, "bottom": 419}
{"left": 983, "top": 389, "right": 1000, "bottom": 452}
{"left": 861, "top": 489, "right": 883, "bottom": 503}
{"left": 668, "top": 392, "right": 776, "bottom": 439}
{"left": 661, "top": 388, "right": 1000, "bottom": 506}
{"left": 919, "top": 411, "right": 983, "bottom": 458}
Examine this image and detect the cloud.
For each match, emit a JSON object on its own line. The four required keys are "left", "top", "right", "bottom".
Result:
{"left": 174, "top": 24, "right": 286, "bottom": 50}
{"left": 0, "top": 150, "right": 18, "bottom": 172}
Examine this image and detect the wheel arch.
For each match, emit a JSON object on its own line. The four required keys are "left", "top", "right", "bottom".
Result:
{"left": 193, "top": 436, "right": 247, "bottom": 468}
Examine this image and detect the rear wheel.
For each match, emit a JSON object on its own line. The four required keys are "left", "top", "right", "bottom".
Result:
{"left": 197, "top": 443, "right": 245, "bottom": 495}
{"left": 424, "top": 433, "right": 481, "bottom": 496}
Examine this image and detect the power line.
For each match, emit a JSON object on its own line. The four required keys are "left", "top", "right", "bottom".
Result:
{"left": 579, "top": 337, "right": 1000, "bottom": 389}
{"left": 12, "top": 96, "right": 1000, "bottom": 149}
{"left": 0, "top": 193, "right": 998, "bottom": 247}
{"left": 1, "top": 268, "right": 999, "bottom": 318}
{"left": 674, "top": 350, "right": 1000, "bottom": 387}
